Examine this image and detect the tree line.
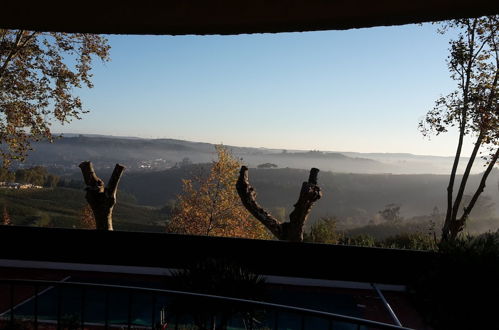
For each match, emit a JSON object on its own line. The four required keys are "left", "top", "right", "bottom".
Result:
{"left": 0, "top": 166, "right": 60, "bottom": 187}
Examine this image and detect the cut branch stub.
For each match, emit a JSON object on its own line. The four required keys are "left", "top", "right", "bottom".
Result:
{"left": 236, "top": 166, "right": 283, "bottom": 239}
{"left": 79, "top": 161, "right": 125, "bottom": 231}
{"left": 287, "top": 167, "right": 322, "bottom": 242}
{"left": 236, "top": 166, "right": 322, "bottom": 242}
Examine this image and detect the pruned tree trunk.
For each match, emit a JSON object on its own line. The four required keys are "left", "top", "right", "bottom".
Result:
{"left": 236, "top": 166, "right": 322, "bottom": 242}
{"left": 79, "top": 161, "right": 125, "bottom": 231}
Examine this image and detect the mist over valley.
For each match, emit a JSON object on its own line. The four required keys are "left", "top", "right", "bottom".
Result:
{"left": 25, "top": 134, "right": 486, "bottom": 175}
{"left": 7, "top": 134, "right": 497, "bottom": 236}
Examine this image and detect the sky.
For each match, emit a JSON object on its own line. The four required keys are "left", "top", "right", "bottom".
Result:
{"left": 51, "top": 22, "right": 476, "bottom": 156}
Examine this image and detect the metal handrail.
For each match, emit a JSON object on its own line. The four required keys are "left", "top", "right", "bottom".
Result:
{"left": 0, "top": 278, "right": 414, "bottom": 330}
{"left": 371, "top": 283, "right": 403, "bottom": 327}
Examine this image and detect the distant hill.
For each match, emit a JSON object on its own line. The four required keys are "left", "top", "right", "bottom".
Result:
{"left": 20, "top": 134, "right": 486, "bottom": 174}
{"left": 12, "top": 134, "right": 499, "bottom": 230}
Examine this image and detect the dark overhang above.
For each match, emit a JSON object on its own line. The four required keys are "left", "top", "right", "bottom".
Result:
{"left": 1, "top": 1, "right": 498, "bottom": 35}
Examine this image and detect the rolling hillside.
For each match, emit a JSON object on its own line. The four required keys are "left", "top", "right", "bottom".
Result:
{"left": 0, "top": 187, "right": 166, "bottom": 232}
{"left": 20, "top": 134, "right": 485, "bottom": 174}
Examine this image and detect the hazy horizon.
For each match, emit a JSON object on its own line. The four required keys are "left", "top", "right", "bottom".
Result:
{"left": 29, "top": 133, "right": 485, "bottom": 176}
{"left": 47, "top": 22, "right": 486, "bottom": 158}
{"left": 54, "top": 132, "right": 470, "bottom": 159}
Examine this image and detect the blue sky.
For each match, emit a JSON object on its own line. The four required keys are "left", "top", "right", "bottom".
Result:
{"left": 52, "top": 23, "right": 474, "bottom": 156}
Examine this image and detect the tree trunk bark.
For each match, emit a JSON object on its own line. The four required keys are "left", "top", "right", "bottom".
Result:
{"left": 236, "top": 166, "right": 322, "bottom": 242}
{"left": 450, "top": 132, "right": 483, "bottom": 223}
{"left": 286, "top": 168, "right": 321, "bottom": 242}
{"left": 79, "top": 161, "right": 125, "bottom": 230}
{"left": 450, "top": 148, "right": 499, "bottom": 239}
{"left": 445, "top": 48, "right": 499, "bottom": 240}
{"left": 441, "top": 22, "right": 477, "bottom": 242}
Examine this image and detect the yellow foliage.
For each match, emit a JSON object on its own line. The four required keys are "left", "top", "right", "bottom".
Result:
{"left": 167, "top": 145, "right": 271, "bottom": 239}
{"left": 2, "top": 206, "right": 12, "bottom": 225}
{"left": 79, "top": 204, "right": 96, "bottom": 229}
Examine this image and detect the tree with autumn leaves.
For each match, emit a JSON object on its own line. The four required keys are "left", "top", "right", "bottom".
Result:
{"left": 167, "top": 146, "right": 271, "bottom": 239}
{"left": 1, "top": 205, "right": 12, "bottom": 226}
{"left": 0, "top": 30, "right": 110, "bottom": 166}
{"left": 78, "top": 204, "right": 96, "bottom": 229}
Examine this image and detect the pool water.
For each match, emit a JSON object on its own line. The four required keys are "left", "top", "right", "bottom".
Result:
{"left": 2, "top": 279, "right": 366, "bottom": 329}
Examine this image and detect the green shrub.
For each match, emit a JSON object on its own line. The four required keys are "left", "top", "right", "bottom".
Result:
{"left": 304, "top": 217, "right": 342, "bottom": 244}
{"left": 381, "top": 232, "right": 437, "bottom": 251}
{"left": 339, "top": 234, "right": 377, "bottom": 247}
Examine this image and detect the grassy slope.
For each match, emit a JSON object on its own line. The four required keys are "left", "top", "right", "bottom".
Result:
{"left": 0, "top": 187, "right": 165, "bottom": 232}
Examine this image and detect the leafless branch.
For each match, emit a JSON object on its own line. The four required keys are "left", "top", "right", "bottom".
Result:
{"left": 79, "top": 161, "right": 125, "bottom": 230}
{"left": 236, "top": 166, "right": 322, "bottom": 242}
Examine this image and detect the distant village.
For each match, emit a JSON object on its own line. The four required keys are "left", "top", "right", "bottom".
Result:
{"left": 0, "top": 182, "right": 43, "bottom": 190}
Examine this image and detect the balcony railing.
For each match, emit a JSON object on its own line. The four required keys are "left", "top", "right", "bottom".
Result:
{"left": 0, "top": 279, "right": 413, "bottom": 330}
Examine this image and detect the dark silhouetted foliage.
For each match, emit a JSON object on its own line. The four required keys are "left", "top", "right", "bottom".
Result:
{"left": 170, "top": 258, "right": 267, "bottom": 329}
{"left": 410, "top": 232, "right": 499, "bottom": 329}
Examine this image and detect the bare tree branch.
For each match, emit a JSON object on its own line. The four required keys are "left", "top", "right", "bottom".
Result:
{"left": 107, "top": 163, "right": 125, "bottom": 196}
{"left": 79, "top": 161, "right": 104, "bottom": 190}
{"left": 450, "top": 130, "right": 484, "bottom": 223}
{"left": 236, "top": 166, "right": 322, "bottom": 242}
{"left": 287, "top": 168, "right": 322, "bottom": 242}
{"left": 451, "top": 148, "right": 499, "bottom": 239}
{"left": 79, "top": 161, "right": 125, "bottom": 231}
{"left": 236, "top": 166, "right": 283, "bottom": 239}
